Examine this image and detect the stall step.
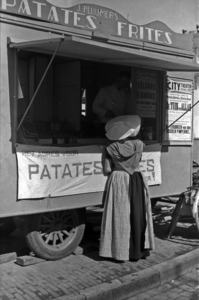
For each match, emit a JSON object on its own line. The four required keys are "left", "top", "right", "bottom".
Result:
{"left": 0, "top": 252, "right": 17, "bottom": 265}
{"left": 16, "top": 255, "right": 46, "bottom": 266}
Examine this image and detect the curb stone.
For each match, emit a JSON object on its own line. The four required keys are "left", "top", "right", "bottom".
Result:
{"left": 151, "top": 248, "right": 199, "bottom": 285}
{"left": 55, "top": 248, "right": 199, "bottom": 300}
{"left": 55, "top": 295, "right": 86, "bottom": 300}
{"left": 0, "top": 252, "right": 16, "bottom": 264}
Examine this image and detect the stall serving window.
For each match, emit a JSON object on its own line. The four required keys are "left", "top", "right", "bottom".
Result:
{"left": 17, "top": 53, "right": 164, "bottom": 145}
{"left": 11, "top": 35, "right": 199, "bottom": 147}
{"left": 17, "top": 52, "right": 133, "bottom": 145}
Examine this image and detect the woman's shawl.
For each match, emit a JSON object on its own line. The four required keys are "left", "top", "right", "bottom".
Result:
{"left": 107, "top": 139, "right": 144, "bottom": 175}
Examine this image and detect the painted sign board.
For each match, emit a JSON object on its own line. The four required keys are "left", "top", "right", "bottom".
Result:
{"left": 0, "top": 0, "right": 193, "bottom": 51}
{"left": 16, "top": 143, "right": 162, "bottom": 199}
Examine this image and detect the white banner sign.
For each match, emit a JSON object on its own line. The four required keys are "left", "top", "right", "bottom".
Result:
{"left": 16, "top": 143, "right": 162, "bottom": 199}
{"left": 140, "top": 144, "right": 162, "bottom": 185}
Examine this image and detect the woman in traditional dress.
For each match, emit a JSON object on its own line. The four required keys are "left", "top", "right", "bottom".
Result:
{"left": 99, "top": 115, "right": 154, "bottom": 261}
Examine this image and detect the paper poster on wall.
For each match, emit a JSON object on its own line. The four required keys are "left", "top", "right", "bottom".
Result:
{"left": 165, "top": 78, "right": 193, "bottom": 141}
{"left": 16, "top": 143, "right": 162, "bottom": 199}
{"left": 136, "top": 71, "right": 157, "bottom": 118}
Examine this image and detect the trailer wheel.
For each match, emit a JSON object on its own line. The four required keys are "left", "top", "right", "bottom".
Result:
{"left": 0, "top": 217, "right": 16, "bottom": 238}
{"left": 25, "top": 209, "right": 85, "bottom": 260}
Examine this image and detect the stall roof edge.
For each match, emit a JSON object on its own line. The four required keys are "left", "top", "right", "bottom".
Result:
{"left": 8, "top": 36, "right": 199, "bottom": 72}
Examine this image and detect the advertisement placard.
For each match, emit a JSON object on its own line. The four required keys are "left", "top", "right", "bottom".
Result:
{"left": 165, "top": 78, "right": 193, "bottom": 141}
{"left": 136, "top": 71, "right": 157, "bottom": 118}
{"left": 0, "top": 0, "right": 193, "bottom": 50}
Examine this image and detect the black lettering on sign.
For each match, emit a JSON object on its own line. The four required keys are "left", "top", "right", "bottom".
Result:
{"left": 83, "top": 162, "right": 92, "bottom": 176}
{"left": 29, "top": 164, "right": 39, "bottom": 179}
{"left": 94, "top": 161, "right": 103, "bottom": 174}
{"left": 51, "top": 164, "right": 62, "bottom": 179}
{"left": 23, "top": 151, "right": 34, "bottom": 157}
{"left": 72, "top": 163, "right": 82, "bottom": 177}
{"left": 62, "top": 164, "right": 72, "bottom": 178}
{"left": 147, "top": 159, "right": 155, "bottom": 172}
{"left": 139, "top": 160, "right": 146, "bottom": 172}
{"left": 40, "top": 165, "right": 51, "bottom": 179}
{"left": 146, "top": 175, "right": 151, "bottom": 182}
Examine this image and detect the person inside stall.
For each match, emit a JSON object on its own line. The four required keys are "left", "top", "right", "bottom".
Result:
{"left": 99, "top": 115, "right": 154, "bottom": 261}
{"left": 92, "top": 71, "right": 131, "bottom": 136}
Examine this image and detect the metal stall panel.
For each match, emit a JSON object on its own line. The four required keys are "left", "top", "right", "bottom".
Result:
{"left": 149, "top": 145, "right": 192, "bottom": 198}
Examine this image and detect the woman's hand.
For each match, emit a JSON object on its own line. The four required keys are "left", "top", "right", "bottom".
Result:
{"left": 104, "top": 158, "right": 113, "bottom": 174}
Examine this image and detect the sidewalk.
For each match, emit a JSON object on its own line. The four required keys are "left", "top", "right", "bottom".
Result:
{"left": 126, "top": 268, "right": 199, "bottom": 300}
{"left": 0, "top": 200, "right": 198, "bottom": 300}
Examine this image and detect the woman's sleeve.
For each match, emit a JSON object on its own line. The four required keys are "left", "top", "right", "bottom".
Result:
{"left": 103, "top": 148, "right": 113, "bottom": 174}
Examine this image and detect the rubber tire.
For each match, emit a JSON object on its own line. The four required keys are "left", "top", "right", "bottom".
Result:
{"left": 24, "top": 209, "right": 85, "bottom": 260}
{"left": 0, "top": 217, "right": 16, "bottom": 238}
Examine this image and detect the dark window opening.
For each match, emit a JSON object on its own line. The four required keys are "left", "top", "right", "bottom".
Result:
{"left": 17, "top": 51, "right": 161, "bottom": 145}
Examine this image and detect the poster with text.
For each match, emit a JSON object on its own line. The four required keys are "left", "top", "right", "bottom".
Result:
{"left": 165, "top": 78, "right": 193, "bottom": 141}
{"left": 136, "top": 71, "right": 157, "bottom": 118}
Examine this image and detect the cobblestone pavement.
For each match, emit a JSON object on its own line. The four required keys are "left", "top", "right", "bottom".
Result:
{"left": 127, "top": 268, "right": 199, "bottom": 300}
{"left": 0, "top": 202, "right": 198, "bottom": 300}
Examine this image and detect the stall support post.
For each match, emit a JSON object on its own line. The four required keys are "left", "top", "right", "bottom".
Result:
{"left": 13, "top": 49, "right": 18, "bottom": 146}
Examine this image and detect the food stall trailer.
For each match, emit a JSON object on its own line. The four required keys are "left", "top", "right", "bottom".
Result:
{"left": 0, "top": 0, "right": 198, "bottom": 260}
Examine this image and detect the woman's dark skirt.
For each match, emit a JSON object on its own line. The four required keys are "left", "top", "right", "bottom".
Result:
{"left": 129, "top": 172, "right": 149, "bottom": 260}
